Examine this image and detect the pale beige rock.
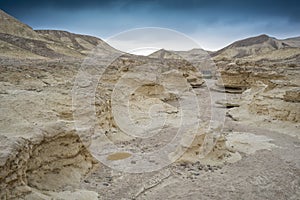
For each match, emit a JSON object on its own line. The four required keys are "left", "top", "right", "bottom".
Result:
{"left": 24, "top": 188, "right": 99, "bottom": 200}
{"left": 228, "top": 82, "right": 300, "bottom": 123}
{"left": 226, "top": 132, "right": 278, "bottom": 155}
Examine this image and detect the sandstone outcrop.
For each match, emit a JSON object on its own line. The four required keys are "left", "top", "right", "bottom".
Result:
{"left": 211, "top": 34, "right": 300, "bottom": 125}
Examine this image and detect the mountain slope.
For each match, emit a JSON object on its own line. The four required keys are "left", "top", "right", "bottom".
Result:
{"left": 282, "top": 36, "right": 300, "bottom": 48}
{"left": 36, "top": 30, "right": 119, "bottom": 56}
{"left": 0, "top": 10, "right": 42, "bottom": 40}
{"left": 0, "top": 9, "right": 120, "bottom": 59}
{"left": 148, "top": 49, "right": 183, "bottom": 59}
{"left": 212, "top": 34, "right": 290, "bottom": 60}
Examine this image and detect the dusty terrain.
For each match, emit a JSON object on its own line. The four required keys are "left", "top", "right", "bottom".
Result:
{"left": 0, "top": 9, "right": 299, "bottom": 200}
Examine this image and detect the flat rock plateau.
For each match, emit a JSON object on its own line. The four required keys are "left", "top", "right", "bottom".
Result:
{"left": 0, "top": 9, "right": 300, "bottom": 200}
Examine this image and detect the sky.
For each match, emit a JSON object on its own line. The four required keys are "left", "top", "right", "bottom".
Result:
{"left": 1, "top": 0, "right": 300, "bottom": 51}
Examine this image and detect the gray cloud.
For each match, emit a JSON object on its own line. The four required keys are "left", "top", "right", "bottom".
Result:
{"left": 1, "top": 0, "right": 299, "bottom": 50}
{"left": 2, "top": 0, "right": 300, "bottom": 20}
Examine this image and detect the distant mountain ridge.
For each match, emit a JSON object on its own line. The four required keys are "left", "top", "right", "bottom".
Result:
{"left": 148, "top": 49, "right": 183, "bottom": 59}
{"left": 0, "top": 9, "right": 119, "bottom": 59}
{"left": 211, "top": 34, "right": 294, "bottom": 59}
{"left": 0, "top": 9, "right": 299, "bottom": 60}
{"left": 282, "top": 36, "right": 300, "bottom": 48}
{"left": 148, "top": 34, "right": 300, "bottom": 62}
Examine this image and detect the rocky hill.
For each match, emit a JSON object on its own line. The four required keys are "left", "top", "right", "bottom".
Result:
{"left": 282, "top": 36, "right": 300, "bottom": 47}
{"left": 210, "top": 33, "right": 300, "bottom": 127}
{"left": 0, "top": 10, "right": 42, "bottom": 40}
{"left": 0, "top": 10, "right": 119, "bottom": 59}
{"left": 212, "top": 34, "right": 292, "bottom": 60}
{"left": 149, "top": 49, "right": 183, "bottom": 59}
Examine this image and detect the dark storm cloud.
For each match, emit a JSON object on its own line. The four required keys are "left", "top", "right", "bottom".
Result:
{"left": 1, "top": 0, "right": 299, "bottom": 50}
{"left": 1, "top": 0, "right": 300, "bottom": 21}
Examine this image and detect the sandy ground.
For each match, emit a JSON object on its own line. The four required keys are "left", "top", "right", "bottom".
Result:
{"left": 1, "top": 59, "right": 298, "bottom": 199}
{"left": 79, "top": 118, "right": 300, "bottom": 200}
{"left": 79, "top": 83, "right": 300, "bottom": 200}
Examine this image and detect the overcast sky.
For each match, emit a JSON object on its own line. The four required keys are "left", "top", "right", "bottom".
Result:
{"left": 1, "top": 0, "right": 300, "bottom": 51}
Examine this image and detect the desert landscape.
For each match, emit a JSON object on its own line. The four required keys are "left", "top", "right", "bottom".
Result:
{"left": 0, "top": 8, "right": 299, "bottom": 200}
